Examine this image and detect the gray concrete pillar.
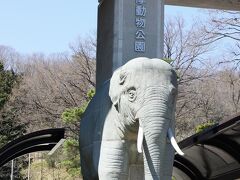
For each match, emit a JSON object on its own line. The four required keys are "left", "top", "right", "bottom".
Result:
{"left": 96, "top": 0, "right": 165, "bottom": 88}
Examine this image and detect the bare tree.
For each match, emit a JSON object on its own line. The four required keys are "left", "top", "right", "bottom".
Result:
{"left": 203, "top": 10, "right": 240, "bottom": 67}
{"left": 9, "top": 37, "right": 96, "bottom": 133}
{"left": 0, "top": 45, "right": 21, "bottom": 70}
{"left": 164, "top": 16, "right": 240, "bottom": 139}
{"left": 164, "top": 17, "right": 216, "bottom": 139}
{"left": 164, "top": 17, "right": 213, "bottom": 84}
{"left": 216, "top": 68, "right": 240, "bottom": 114}
{"left": 68, "top": 37, "right": 96, "bottom": 91}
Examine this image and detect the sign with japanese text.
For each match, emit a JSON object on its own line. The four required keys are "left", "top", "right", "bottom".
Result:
{"left": 134, "top": 0, "right": 146, "bottom": 53}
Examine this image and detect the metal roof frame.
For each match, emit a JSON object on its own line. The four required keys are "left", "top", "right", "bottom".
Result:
{"left": 174, "top": 114, "right": 240, "bottom": 180}
{"left": 0, "top": 128, "right": 65, "bottom": 167}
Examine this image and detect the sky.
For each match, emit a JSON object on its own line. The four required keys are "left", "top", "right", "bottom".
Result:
{"left": 0, "top": 0, "right": 208, "bottom": 55}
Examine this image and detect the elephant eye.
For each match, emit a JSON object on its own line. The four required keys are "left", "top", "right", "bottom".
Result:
{"left": 128, "top": 88, "right": 136, "bottom": 102}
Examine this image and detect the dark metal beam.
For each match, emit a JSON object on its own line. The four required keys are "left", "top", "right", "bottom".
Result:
{"left": 204, "top": 135, "right": 240, "bottom": 163}
{"left": 178, "top": 114, "right": 240, "bottom": 150}
{"left": 0, "top": 128, "right": 65, "bottom": 167}
{"left": 210, "top": 168, "right": 240, "bottom": 180}
{"left": 5, "top": 144, "right": 56, "bottom": 162}
{"left": 174, "top": 114, "right": 240, "bottom": 180}
{"left": 165, "top": 0, "right": 240, "bottom": 11}
{"left": 174, "top": 155, "right": 206, "bottom": 180}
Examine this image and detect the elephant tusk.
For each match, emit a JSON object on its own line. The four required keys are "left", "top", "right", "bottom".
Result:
{"left": 137, "top": 126, "right": 144, "bottom": 153}
{"left": 167, "top": 128, "right": 184, "bottom": 156}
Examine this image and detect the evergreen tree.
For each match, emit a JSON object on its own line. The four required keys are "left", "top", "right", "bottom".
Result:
{"left": 0, "top": 62, "right": 16, "bottom": 109}
{"left": 0, "top": 61, "right": 27, "bottom": 179}
{"left": 60, "top": 89, "right": 95, "bottom": 177}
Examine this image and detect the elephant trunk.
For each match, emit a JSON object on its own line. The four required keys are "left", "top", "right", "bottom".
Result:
{"left": 142, "top": 116, "right": 173, "bottom": 179}
{"left": 136, "top": 88, "right": 175, "bottom": 180}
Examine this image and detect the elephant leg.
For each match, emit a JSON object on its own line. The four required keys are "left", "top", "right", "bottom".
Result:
{"left": 98, "top": 140, "right": 129, "bottom": 180}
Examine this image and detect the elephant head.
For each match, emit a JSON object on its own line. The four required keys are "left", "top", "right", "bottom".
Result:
{"left": 109, "top": 57, "right": 183, "bottom": 179}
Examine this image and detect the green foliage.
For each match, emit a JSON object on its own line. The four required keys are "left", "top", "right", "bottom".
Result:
{"left": 45, "top": 154, "right": 57, "bottom": 168}
{"left": 162, "top": 58, "right": 174, "bottom": 64}
{"left": 45, "top": 137, "right": 81, "bottom": 177}
{"left": 59, "top": 89, "right": 95, "bottom": 178}
{"left": 60, "top": 138, "right": 81, "bottom": 177}
{"left": 0, "top": 62, "right": 18, "bottom": 109}
{"left": 64, "top": 138, "right": 79, "bottom": 148}
{"left": 0, "top": 111, "right": 27, "bottom": 179}
{"left": 0, "top": 159, "right": 27, "bottom": 180}
{"left": 0, "top": 62, "right": 27, "bottom": 179}
{"left": 87, "top": 89, "right": 95, "bottom": 101}
{"left": 0, "top": 63, "right": 25, "bottom": 147}
{"left": 61, "top": 106, "right": 87, "bottom": 124}
{"left": 0, "top": 109, "right": 26, "bottom": 148}
{"left": 45, "top": 150, "right": 63, "bottom": 169}
{"left": 61, "top": 89, "right": 95, "bottom": 125}
{"left": 195, "top": 121, "right": 216, "bottom": 133}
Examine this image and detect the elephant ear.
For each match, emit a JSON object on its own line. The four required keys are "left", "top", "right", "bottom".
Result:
{"left": 109, "top": 68, "right": 127, "bottom": 111}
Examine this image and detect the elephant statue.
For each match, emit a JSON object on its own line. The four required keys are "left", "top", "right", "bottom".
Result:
{"left": 79, "top": 57, "right": 184, "bottom": 180}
